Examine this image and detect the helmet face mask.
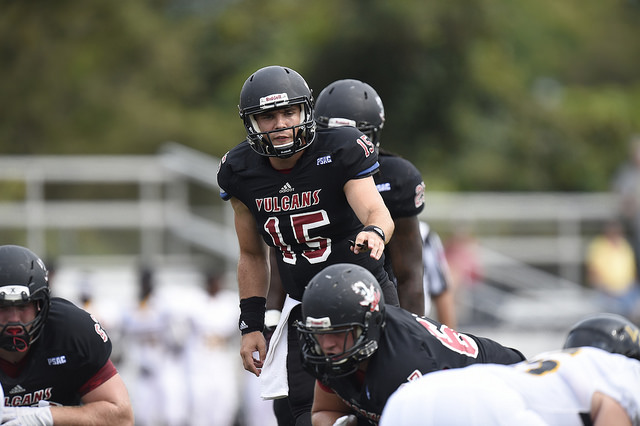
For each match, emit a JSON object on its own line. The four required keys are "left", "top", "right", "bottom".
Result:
{"left": 0, "top": 245, "right": 51, "bottom": 352}
{"left": 239, "top": 66, "right": 316, "bottom": 158}
{"left": 314, "top": 79, "right": 385, "bottom": 148}
{"left": 298, "top": 319, "right": 375, "bottom": 378}
{"left": 297, "top": 263, "right": 385, "bottom": 380}
{"left": 563, "top": 313, "right": 640, "bottom": 361}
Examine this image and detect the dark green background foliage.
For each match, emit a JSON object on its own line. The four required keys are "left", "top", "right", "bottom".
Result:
{"left": 2, "top": 0, "right": 639, "bottom": 191}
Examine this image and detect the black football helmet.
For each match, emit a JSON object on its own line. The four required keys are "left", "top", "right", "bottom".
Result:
{"left": 314, "top": 79, "right": 385, "bottom": 148}
{"left": 0, "top": 245, "right": 51, "bottom": 352}
{"left": 296, "top": 263, "right": 385, "bottom": 379}
{"left": 563, "top": 313, "right": 640, "bottom": 361}
{"left": 238, "top": 65, "right": 316, "bottom": 158}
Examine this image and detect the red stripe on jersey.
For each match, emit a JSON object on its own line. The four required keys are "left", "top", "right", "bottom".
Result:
{"left": 78, "top": 359, "right": 118, "bottom": 396}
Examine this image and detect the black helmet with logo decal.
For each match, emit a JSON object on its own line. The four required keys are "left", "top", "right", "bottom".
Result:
{"left": 297, "top": 263, "right": 385, "bottom": 379}
{"left": 239, "top": 65, "right": 316, "bottom": 158}
{"left": 0, "top": 245, "right": 51, "bottom": 352}
{"left": 315, "top": 79, "right": 385, "bottom": 148}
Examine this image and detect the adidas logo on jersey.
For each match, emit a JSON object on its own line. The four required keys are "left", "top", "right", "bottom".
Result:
{"left": 279, "top": 182, "right": 294, "bottom": 193}
{"left": 10, "top": 384, "right": 26, "bottom": 394}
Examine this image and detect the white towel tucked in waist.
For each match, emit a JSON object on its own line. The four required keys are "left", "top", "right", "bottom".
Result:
{"left": 260, "top": 295, "right": 300, "bottom": 400}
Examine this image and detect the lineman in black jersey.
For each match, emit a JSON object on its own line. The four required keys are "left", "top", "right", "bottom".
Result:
{"left": 0, "top": 245, "right": 134, "bottom": 425}
{"left": 297, "top": 263, "right": 525, "bottom": 425}
{"left": 217, "top": 66, "right": 397, "bottom": 425}
{"left": 314, "top": 79, "right": 428, "bottom": 316}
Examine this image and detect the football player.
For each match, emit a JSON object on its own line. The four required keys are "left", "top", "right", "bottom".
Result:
{"left": 217, "top": 65, "right": 398, "bottom": 425}
{"left": 296, "top": 263, "right": 525, "bottom": 425}
{"left": 314, "top": 79, "right": 427, "bottom": 317}
{"left": 0, "top": 245, "right": 134, "bottom": 425}
{"left": 380, "top": 313, "right": 640, "bottom": 426}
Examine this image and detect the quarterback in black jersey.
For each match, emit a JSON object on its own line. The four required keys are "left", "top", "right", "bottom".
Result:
{"left": 0, "top": 245, "right": 133, "bottom": 425}
{"left": 217, "top": 66, "right": 397, "bottom": 425}
{"left": 315, "top": 79, "right": 431, "bottom": 317}
{"left": 297, "top": 263, "right": 526, "bottom": 425}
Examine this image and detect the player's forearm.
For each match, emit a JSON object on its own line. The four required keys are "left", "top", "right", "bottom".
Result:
{"left": 387, "top": 221, "right": 424, "bottom": 315}
{"left": 397, "top": 275, "right": 425, "bottom": 315}
{"left": 237, "top": 251, "right": 270, "bottom": 299}
{"left": 50, "top": 401, "right": 134, "bottom": 426}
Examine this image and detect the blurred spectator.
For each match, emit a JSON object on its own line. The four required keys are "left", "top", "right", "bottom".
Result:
{"left": 183, "top": 269, "right": 242, "bottom": 426}
{"left": 585, "top": 219, "right": 640, "bottom": 320}
{"left": 445, "top": 228, "right": 483, "bottom": 289}
{"left": 420, "top": 221, "right": 457, "bottom": 328}
{"left": 119, "top": 267, "right": 178, "bottom": 426}
{"left": 444, "top": 227, "right": 484, "bottom": 324}
{"left": 612, "top": 133, "right": 640, "bottom": 276}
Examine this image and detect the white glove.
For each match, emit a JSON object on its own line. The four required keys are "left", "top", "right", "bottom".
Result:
{"left": 332, "top": 414, "right": 357, "bottom": 426}
{"left": 2, "top": 406, "right": 53, "bottom": 426}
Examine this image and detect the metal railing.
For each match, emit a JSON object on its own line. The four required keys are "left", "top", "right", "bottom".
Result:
{"left": 0, "top": 144, "right": 620, "bottom": 286}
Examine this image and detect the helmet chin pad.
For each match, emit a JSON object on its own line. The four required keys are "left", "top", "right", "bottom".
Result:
{"left": 0, "top": 322, "right": 32, "bottom": 352}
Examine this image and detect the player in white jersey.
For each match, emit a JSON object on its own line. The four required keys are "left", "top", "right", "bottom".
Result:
{"left": 380, "top": 313, "right": 640, "bottom": 426}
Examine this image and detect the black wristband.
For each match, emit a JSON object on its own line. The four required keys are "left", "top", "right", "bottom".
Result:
{"left": 362, "top": 225, "right": 386, "bottom": 243}
{"left": 239, "top": 296, "right": 266, "bottom": 335}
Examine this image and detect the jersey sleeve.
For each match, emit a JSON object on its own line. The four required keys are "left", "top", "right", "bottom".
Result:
{"left": 52, "top": 299, "right": 114, "bottom": 392}
{"left": 377, "top": 155, "right": 425, "bottom": 218}
{"left": 216, "top": 140, "right": 254, "bottom": 201}
{"left": 328, "top": 127, "right": 380, "bottom": 183}
{"left": 77, "top": 359, "right": 118, "bottom": 396}
{"left": 217, "top": 150, "right": 233, "bottom": 201}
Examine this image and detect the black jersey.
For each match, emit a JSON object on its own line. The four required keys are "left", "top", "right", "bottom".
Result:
{"left": 375, "top": 152, "right": 425, "bottom": 219}
{"left": 1, "top": 298, "right": 112, "bottom": 407}
{"left": 375, "top": 152, "right": 426, "bottom": 284}
{"left": 318, "top": 305, "right": 525, "bottom": 424}
{"left": 218, "top": 127, "right": 391, "bottom": 301}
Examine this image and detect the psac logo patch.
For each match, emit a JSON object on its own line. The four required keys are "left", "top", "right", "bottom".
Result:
{"left": 376, "top": 182, "right": 391, "bottom": 192}
{"left": 317, "top": 155, "right": 332, "bottom": 165}
{"left": 47, "top": 356, "right": 66, "bottom": 366}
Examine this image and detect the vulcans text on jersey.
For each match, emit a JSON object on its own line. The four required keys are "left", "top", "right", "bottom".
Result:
{"left": 256, "top": 190, "right": 322, "bottom": 212}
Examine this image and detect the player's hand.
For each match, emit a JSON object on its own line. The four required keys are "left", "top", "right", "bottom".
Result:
{"left": 2, "top": 405, "right": 54, "bottom": 426}
{"left": 350, "top": 230, "right": 385, "bottom": 260}
{"left": 240, "top": 330, "right": 266, "bottom": 377}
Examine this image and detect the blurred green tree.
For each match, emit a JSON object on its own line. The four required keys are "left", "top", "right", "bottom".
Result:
{"left": 1, "top": 0, "right": 638, "bottom": 191}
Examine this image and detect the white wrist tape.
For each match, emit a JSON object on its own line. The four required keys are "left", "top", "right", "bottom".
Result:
{"left": 2, "top": 406, "right": 54, "bottom": 426}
